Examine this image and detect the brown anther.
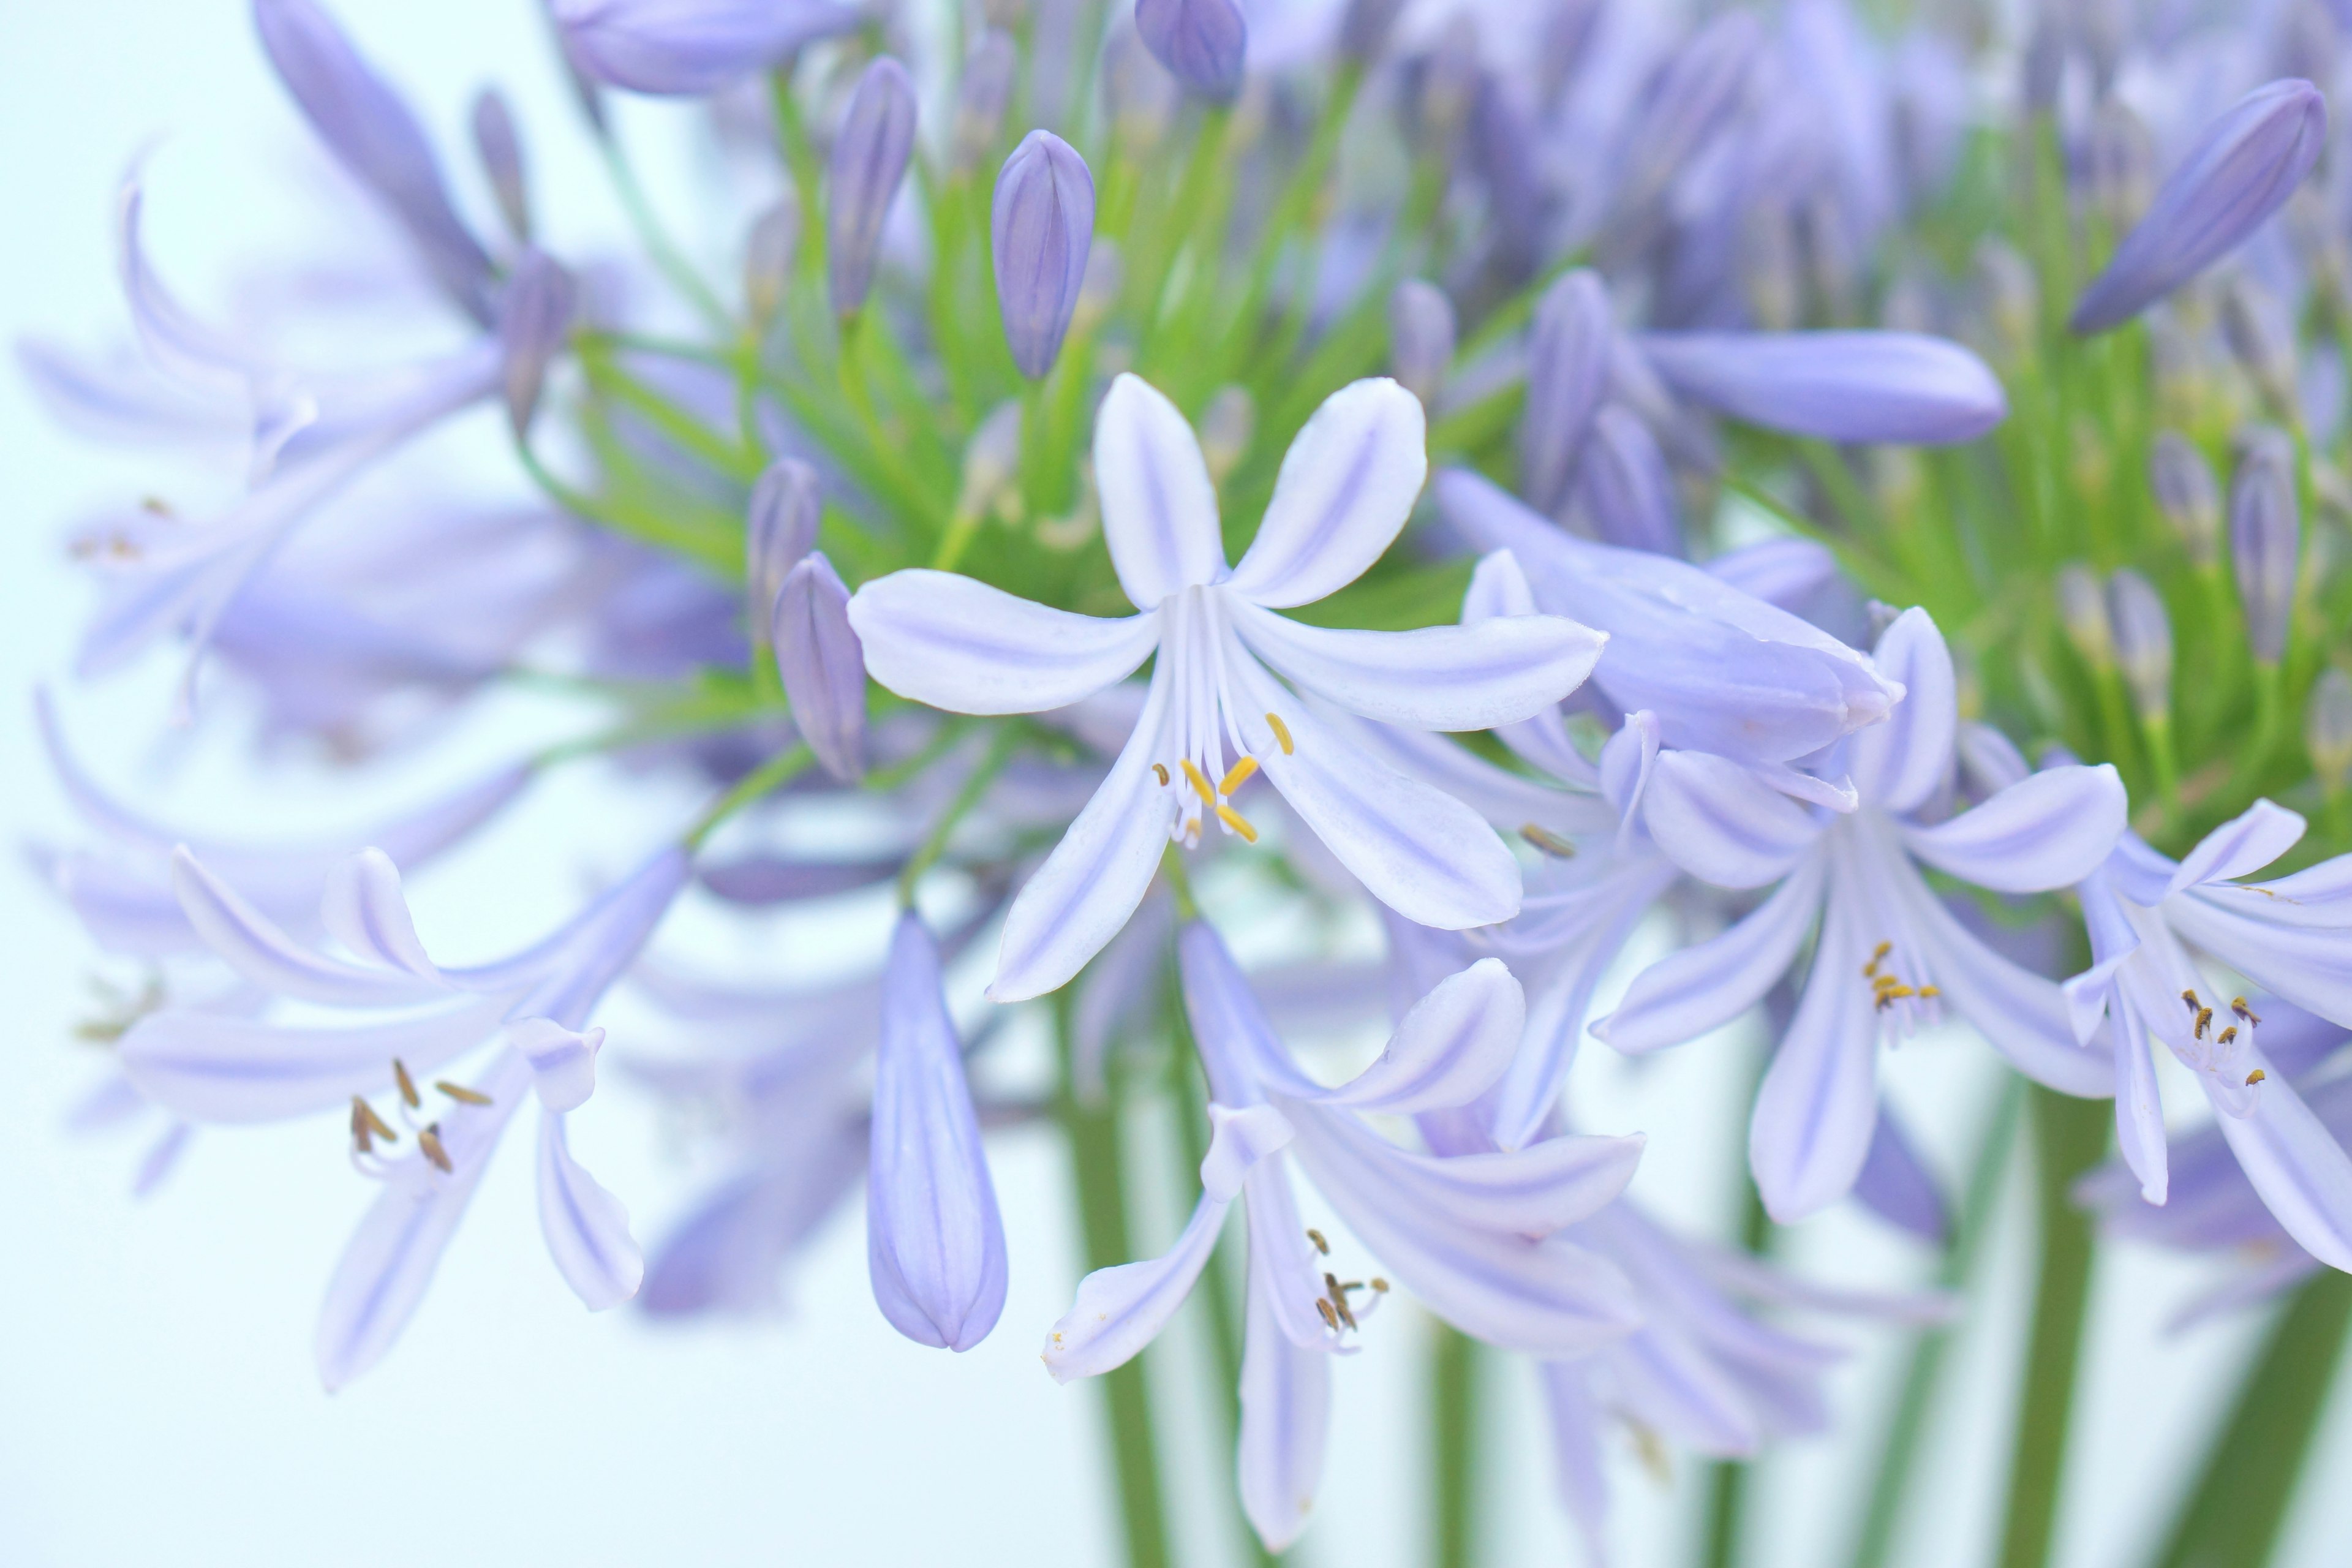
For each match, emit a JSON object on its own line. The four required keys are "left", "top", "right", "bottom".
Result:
{"left": 140, "top": 496, "right": 173, "bottom": 516}
{"left": 2233, "top": 998, "right": 2263, "bottom": 1025}
{"left": 2217, "top": 1026, "right": 2238, "bottom": 1046}
{"left": 350, "top": 1096, "right": 397, "bottom": 1145}
{"left": 1264, "top": 712, "right": 1294, "bottom": 755}
{"left": 349, "top": 1104, "right": 373, "bottom": 1156}
{"left": 393, "top": 1058, "right": 421, "bottom": 1109}
{"left": 2182, "top": 990, "right": 2202, "bottom": 1014}
{"left": 1917, "top": 985, "right": 1942, "bottom": 1000}
{"left": 1152, "top": 763, "right": 1170, "bottom": 787}
{"left": 1521, "top": 824, "right": 1579, "bottom": 858}
{"left": 418, "top": 1125, "right": 453, "bottom": 1174}
{"left": 2247, "top": 1068, "right": 2268, "bottom": 1086}
{"left": 2196, "top": 1008, "right": 2214, "bottom": 1040}
{"left": 1324, "top": 1274, "right": 1357, "bottom": 1330}
{"left": 1305, "top": 1227, "right": 1330, "bottom": 1256}
{"left": 1219, "top": 756, "right": 1259, "bottom": 795}
{"left": 435, "top": 1080, "right": 492, "bottom": 1106}
{"left": 1371, "top": 1278, "right": 1389, "bottom": 1293}
{"left": 1316, "top": 1297, "right": 1340, "bottom": 1330}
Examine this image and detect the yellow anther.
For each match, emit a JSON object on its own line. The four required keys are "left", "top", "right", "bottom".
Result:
{"left": 1152, "top": 763, "right": 1170, "bottom": 787}
{"left": 1305, "top": 1228, "right": 1330, "bottom": 1256}
{"left": 1872, "top": 973, "right": 1904, "bottom": 992}
{"left": 1179, "top": 758, "right": 1218, "bottom": 806}
{"left": 2217, "top": 1026, "right": 2239, "bottom": 1046}
{"left": 1265, "top": 712, "right": 1294, "bottom": 755}
{"left": 1521, "top": 824, "right": 1579, "bottom": 858}
{"left": 393, "top": 1058, "right": 421, "bottom": 1109}
{"left": 436, "top": 1081, "right": 492, "bottom": 1106}
{"left": 1864, "top": 941, "right": 1892, "bottom": 978}
{"left": 2181, "top": 989, "right": 2201, "bottom": 1013}
{"left": 1324, "top": 1273, "right": 1358, "bottom": 1330}
{"left": 2233, "top": 997, "right": 2263, "bottom": 1025}
{"left": 2247, "top": 1068, "right": 2268, "bottom": 1086}
{"left": 1219, "top": 756, "right": 1259, "bottom": 795}
{"left": 351, "top": 1096, "right": 397, "bottom": 1145}
{"left": 1875, "top": 984, "right": 1915, "bottom": 1010}
{"left": 2196, "top": 1007, "right": 2214, "bottom": 1039}
{"left": 1370, "top": 1278, "right": 1390, "bottom": 1293}
{"left": 419, "top": 1125, "right": 453, "bottom": 1174}
{"left": 1316, "top": 1298, "right": 1340, "bottom": 1330}
{"left": 1214, "top": 802, "right": 1260, "bottom": 843}
{"left": 1917, "top": 985, "right": 1941, "bottom": 1000}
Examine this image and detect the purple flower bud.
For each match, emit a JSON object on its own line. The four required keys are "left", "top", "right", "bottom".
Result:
{"left": 747, "top": 458, "right": 821, "bottom": 623}
{"left": 1616, "top": 10, "right": 1761, "bottom": 215}
{"left": 1102, "top": 21, "right": 1181, "bottom": 149}
{"left": 1637, "top": 331, "right": 2007, "bottom": 445}
{"left": 2151, "top": 431, "right": 2222, "bottom": 565}
{"left": 548, "top": 0, "right": 863, "bottom": 96}
{"left": 1574, "top": 405, "right": 1683, "bottom": 557}
{"left": 2069, "top": 80, "right": 2328, "bottom": 335}
{"left": 1407, "top": 17, "right": 1481, "bottom": 148}
{"left": 1521, "top": 269, "right": 1612, "bottom": 514}
{"left": 2057, "top": 562, "right": 2112, "bottom": 666}
{"left": 2309, "top": 667, "right": 2352, "bottom": 788}
{"left": 1387, "top": 279, "right": 1455, "bottom": 409}
{"left": 2230, "top": 425, "right": 2302, "bottom": 664}
{"left": 952, "top": 31, "right": 1019, "bottom": 172}
{"left": 2082, "top": 97, "right": 2154, "bottom": 230}
{"left": 992, "top": 131, "right": 1096, "bottom": 380}
{"left": 252, "top": 0, "right": 493, "bottom": 320}
{"left": 1338, "top": 0, "right": 1406, "bottom": 66}
{"left": 470, "top": 88, "right": 529, "bottom": 244}
{"left": 2106, "top": 568, "right": 2173, "bottom": 719}
{"left": 772, "top": 551, "right": 866, "bottom": 782}
{"left": 1469, "top": 74, "right": 1543, "bottom": 274}
{"left": 2223, "top": 274, "right": 2300, "bottom": 421}
{"left": 1134, "top": 0, "right": 1247, "bottom": 101}
{"left": 1539, "top": 0, "right": 1604, "bottom": 102}
{"left": 867, "top": 912, "right": 1006, "bottom": 1352}
{"left": 497, "top": 250, "right": 576, "bottom": 438}
{"left": 744, "top": 199, "right": 799, "bottom": 326}
{"left": 827, "top": 57, "right": 919, "bottom": 318}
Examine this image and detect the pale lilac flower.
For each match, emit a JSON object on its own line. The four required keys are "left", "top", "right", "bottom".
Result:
{"left": 772, "top": 551, "right": 867, "bottom": 783}
{"left": 1634, "top": 331, "right": 2007, "bottom": 445}
{"left": 1521, "top": 270, "right": 1613, "bottom": 516}
{"left": 549, "top": 0, "right": 865, "bottom": 97}
{"left": 2070, "top": 80, "right": 2328, "bottom": 335}
{"left": 1595, "top": 609, "right": 2125, "bottom": 1220}
{"left": 827, "top": 57, "right": 918, "bottom": 317}
{"left": 852, "top": 375, "right": 1607, "bottom": 1000}
{"left": 1136, "top": 0, "right": 1248, "bottom": 101}
{"left": 1574, "top": 405, "right": 1683, "bottom": 556}
{"left": 746, "top": 457, "right": 821, "bottom": 625}
{"left": 1042, "top": 921, "right": 1643, "bottom": 1549}
{"left": 992, "top": 131, "right": 1096, "bottom": 380}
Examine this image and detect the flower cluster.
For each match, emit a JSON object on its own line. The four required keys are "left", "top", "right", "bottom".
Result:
{"left": 30, "top": 1, "right": 2352, "bottom": 1562}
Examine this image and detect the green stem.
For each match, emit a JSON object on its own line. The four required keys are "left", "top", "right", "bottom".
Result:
{"left": 596, "top": 134, "right": 732, "bottom": 334}
{"left": 682, "top": 745, "right": 812, "bottom": 850}
{"left": 2154, "top": 1270, "right": 2352, "bottom": 1568}
{"left": 1698, "top": 1158, "right": 1774, "bottom": 1568}
{"left": 1053, "top": 991, "right": 1173, "bottom": 1568}
{"left": 1430, "top": 1322, "right": 1482, "bottom": 1568}
{"left": 1993, "top": 1087, "right": 2111, "bottom": 1568}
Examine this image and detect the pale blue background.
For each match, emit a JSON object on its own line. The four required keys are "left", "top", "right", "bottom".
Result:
{"left": 2, "top": 4, "right": 2349, "bottom": 1565}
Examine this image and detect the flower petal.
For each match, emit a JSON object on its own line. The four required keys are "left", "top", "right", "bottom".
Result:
{"left": 320, "top": 848, "right": 440, "bottom": 979}
{"left": 1637, "top": 331, "right": 2007, "bottom": 445}
{"left": 173, "top": 846, "right": 444, "bottom": 1007}
{"left": 1228, "top": 598, "right": 1604, "bottom": 731}
{"left": 1898, "top": 764, "right": 2125, "bottom": 893}
{"left": 1748, "top": 897, "right": 1879, "bottom": 1222}
{"left": 1596, "top": 854, "right": 1827, "bottom": 1053}
{"left": 1285, "top": 1105, "right": 1642, "bottom": 1237}
{"left": 1849, "top": 608, "right": 1955, "bottom": 815}
{"left": 507, "top": 1019, "right": 604, "bottom": 1112}
{"left": 848, "top": 570, "right": 1158, "bottom": 716}
{"left": 1852, "top": 1109, "right": 1951, "bottom": 1242}
{"left": 1237, "top": 1272, "right": 1332, "bottom": 1553}
{"left": 1310, "top": 958, "right": 1525, "bottom": 1115}
{"left": 1324, "top": 709, "right": 1618, "bottom": 842}
{"left": 1464, "top": 550, "right": 1603, "bottom": 786}
{"left": 2165, "top": 799, "right": 2307, "bottom": 897}
{"left": 1228, "top": 377, "right": 1427, "bottom": 608}
{"left": 1642, "top": 750, "right": 1825, "bottom": 889}
{"left": 118, "top": 995, "right": 509, "bottom": 1123}
{"left": 1044, "top": 1189, "right": 1231, "bottom": 1382}
{"left": 2214, "top": 1071, "right": 2352, "bottom": 1273}
{"left": 536, "top": 1109, "right": 643, "bottom": 1310}
{"left": 1095, "top": 372, "right": 1227, "bottom": 609}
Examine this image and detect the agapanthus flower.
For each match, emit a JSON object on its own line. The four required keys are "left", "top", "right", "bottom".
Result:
{"left": 549, "top": 0, "right": 865, "bottom": 97}
{"left": 850, "top": 374, "right": 1606, "bottom": 1000}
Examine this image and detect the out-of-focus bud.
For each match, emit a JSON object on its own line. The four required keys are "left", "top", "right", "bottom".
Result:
{"left": 2021, "top": 20, "right": 2064, "bottom": 114}
{"left": 1387, "top": 279, "right": 1455, "bottom": 408}
{"left": 1102, "top": 22, "right": 1181, "bottom": 150}
{"left": 2082, "top": 97, "right": 2154, "bottom": 231}
{"left": 992, "top": 131, "right": 1096, "bottom": 380}
{"left": 2278, "top": 1, "right": 2340, "bottom": 88}
{"left": 2308, "top": 666, "right": 2352, "bottom": 789}
{"left": 1639, "top": 330, "right": 2007, "bottom": 445}
{"left": 1973, "top": 239, "right": 2039, "bottom": 361}
{"left": 2057, "top": 562, "right": 2113, "bottom": 667}
{"left": 952, "top": 30, "right": 1018, "bottom": 173}
{"left": 772, "top": 551, "right": 866, "bottom": 783}
{"left": 2230, "top": 424, "right": 2302, "bottom": 663}
{"left": 2222, "top": 274, "right": 2301, "bottom": 422}
{"left": 1072, "top": 241, "right": 1124, "bottom": 336}
{"left": 1338, "top": 0, "right": 1407, "bottom": 67}
{"left": 548, "top": 0, "right": 862, "bottom": 97}
{"left": 2070, "top": 79, "right": 2328, "bottom": 334}
{"left": 981, "top": 0, "right": 1029, "bottom": 24}
{"left": 1135, "top": 0, "right": 1247, "bottom": 101}
{"left": 1575, "top": 405, "right": 1683, "bottom": 557}
{"left": 826, "top": 57, "right": 918, "bottom": 318}
{"left": 1469, "top": 75, "right": 1543, "bottom": 275}
{"left": 1198, "top": 386, "right": 1253, "bottom": 483}
{"left": 1538, "top": 0, "right": 1604, "bottom": 105}
{"left": 956, "top": 401, "right": 1026, "bottom": 524}
{"left": 1742, "top": 200, "right": 1803, "bottom": 332}
{"left": 1616, "top": 10, "right": 1762, "bottom": 216}
{"left": 744, "top": 198, "right": 799, "bottom": 327}
{"left": 497, "top": 249, "right": 576, "bottom": 438}
{"left": 1521, "top": 268, "right": 1612, "bottom": 514}
{"left": 2151, "top": 431, "right": 2223, "bottom": 565}
{"left": 2106, "top": 568, "right": 2173, "bottom": 719}
{"left": 1408, "top": 17, "right": 1481, "bottom": 151}
{"left": 471, "top": 88, "right": 530, "bottom": 244}
{"left": 747, "top": 458, "right": 821, "bottom": 625}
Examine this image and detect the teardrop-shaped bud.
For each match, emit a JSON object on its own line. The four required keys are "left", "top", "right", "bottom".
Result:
{"left": 2308, "top": 666, "right": 2352, "bottom": 790}
{"left": 497, "top": 249, "right": 577, "bottom": 438}
{"left": 1136, "top": 0, "right": 1248, "bottom": 101}
{"left": 746, "top": 458, "right": 821, "bottom": 625}
{"left": 2230, "top": 424, "right": 2302, "bottom": 665}
{"left": 2057, "top": 562, "right": 2113, "bottom": 668}
{"left": 1388, "top": 279, "right": 1455, "bottom": 409}
{"left": 772, "top": 551, "right": 866, "bottom": 782}
{"left": 2151, "top": 431, "right": 2223, "bottom": 566}
{"left": 744, "top": 199, "right": 799, "bottom": 328}
{"left": 992, "top": 130, "right": 1096, "bottom": 380}
{"left": 1574, "top": 405, "right": 1682, "bottom": 557}
{"left": 826, "top": 56, "right": 918, "bottom": 318}
{"left": 1521, "top": 268, "right": 1612, "bottom": 514}
{"left": 2106, "top": 568, "right": 2174, "bottom": 720}
{"left": 471, "top": 88, "right": 530, "bottom": 243}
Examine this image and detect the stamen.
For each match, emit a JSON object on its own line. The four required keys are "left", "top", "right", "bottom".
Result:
{"left": 1152, "top": 763, "right": 1170, "bottom": 786}
{"left": 1316, "top": 1297, "right": 1340, "bottom": 1330}
{"left": 1324, "top": 1273, "right": 1358, "bottom": 1330}
{"left": 1219, "top": 756, "right": 1259, "bottom": 795}
{"left": 1370, "top": 1278, "right": 1389, "bottom": 1293}
{"left": 1917, "top": 985, "right": 1941, "bottom": 999}
{"left": 2181, "top": 989, "right": 2201, "bottom": 1014}
{"left": 350, "top": 1104, "right": 373, "bottom": 1156}
{"left": 2196, "top": 1007, "right": 2214, "bottom": 1039}
{"left": 436, "top": 1081, "right": 492, "bottom": 1106}
{"left": 418, "top": 1125, "right": 453, "bottom": 1174}
{"left": 2246, "top": 1068, "right": 2268, "bottom": 1086}
{"left": 1265, "top": 712, "right": 1294, "bottom": 755}
{"left": 1213, "top": 802, "right": 1259, "bottom": 843}
{"left": 2233, "top": 997, "right": 2263, "bottom": 1025}
{"left": 2217, "top": 1026, "right": 2239, "bottom": 1046}
{"left": 393, "top": 1058, "right": 421, "bottom": 1109}
{"left": 1864, "top": 940, "right": 1892, "bottom": 978}
{"left": 1179, "top": 758, "right": 1218, "bottom": 807}
{"left": 351, "top": 1096, "right": 397, "bottom": 1145}
{"left": 1521, "top": 824, "right": 1578, "bottom": 858}
{"left": 1305, "top": 1228, "right": 1330, "bottom": 1256}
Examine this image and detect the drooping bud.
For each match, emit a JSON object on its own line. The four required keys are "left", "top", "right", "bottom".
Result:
{"left": 2069, "top": 80, "right": 2328, "bottom": 334}
{"left": 2057, "top": 562, "right": 2113, "bottom": 667}
{"left": 2308, "top": 667, "right": 2352, "bottom": 789}
{"left": 470, "top": 88, "right": 530, "bottom": 244}
{"left": 772, "top": 551, "right": 866, "bottom": 783}
{"left": 826, "top": 56, "right": 918, "bottom": 318}
{"left": 1387, "top": 279, "right": 1455, "bottom": 408}
{"left": 992, "top": 131, "right": 1096, "bottom": 380}
{"left": 1198, "top": 386, "right": 1253, "bottom": 483}
{"left": 1574, "top": 406, "right": 1683, "bottom": 557}
{"left": 2150, "top": 431, "right": 2222, "bottom": 565}
{"left": 2222, "top": 274, "right": 2301, "bottom": 422}
{"left": 2106, "top": 568, "right": 2173, "bottom": 720}
{"left": 747, "top": 458, "right": 821, "bottom": 624}
{"left": 497, "top": 249, "right": 576, "bottom": 438}
{"left": 2230, "top": 425, "right": 2302, "bottom": 664}
{"left": 952, "top": 30, "right": 1018, "bottom": 173}
{"left": 743, "top": 198, "right": 799, "bottom": 327}
{"left": 547, "top": 0, "right": 862, "bottom": 96}
{"left": 1521, "top": 268, "right": 1612, "bottom": 514}
{"left": 1134, "top": 0, "right": 1248, "bottom": 101}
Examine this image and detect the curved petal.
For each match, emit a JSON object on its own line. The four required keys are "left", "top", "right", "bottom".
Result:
{"left": 1465, "top": 551, "right": 1604, "bottom": 786}
{"left": 536, "top": 1109, "right": 643, "bottom": 1310}
{"left": 1748, "top": 895, "right": 1879, "bottom": 1223}
{"left": 507, "top": 1019, "right": 603, "bottom": 1112}
{"left": 1228, "top": 377, "right": 1427, "bottom": 608}
{"left": 1237, "top": 1273, "right": 1332, "bottom": 1553}
{"left": 1642, "top": 750, "right": 1824, "bottom": 889}
{"left": 1636, "top": 331, "right": 2007, "bottom": 445}
{"left": 2166, "top": 799, "right": 2307, "bottom": 896}
{"left": 118, "top": 995, "right": 510, "bottom": 1123}
{"left": 848, "top": 570, "right": 1158, "bottom": 716}
{"left": 1044, "top": 1188, "right": 1232, "bottom": 1381}
{"left": 1322, "top": 706, "right": 1616, "bottom": 841}
{"left": 320, "top": 848, "right": 440, "bottom": 979}
{"left": 2214, "top": 1072, "right": 2352, "bottom": 1273}
{"left": 992, "top": 672, "right": 1182, "bottom": 1001}
{"left": 1596, "top": 856, "right": 1826, "bottom": 1054}
{"left": 1095, "top": 372, "right": 1226, "bottom": 609}
{"left": 1898, "top": 764, "right": 2126, "bottom": 893}
{"left": 2111, "top": 993, "right": 2170, "bottom": 1206}
{"left": 173, "top": 847, "right": 445, "bottom": 1007}
{"left": 1304, "top": 958, "right": 1525, "bottom": 1115}
{"left": 1285, "top": 1106, "right": 1642, "bottom": 1237}
{"left": 1849, "top": 608, "right": 1955, "bottom": 815}
{"left": 1853, "top": 1109, "right": 1952, "bottom": 1242}
{"left": 1229, "top": 598, "right": 1604, "bottom": 731}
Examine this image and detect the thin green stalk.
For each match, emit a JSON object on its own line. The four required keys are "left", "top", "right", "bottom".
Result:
{"left": 1993, "top": 1087, "right": 2112, "bottom": 1568}
{"left": 682, "top": 745, "right": 812, "bottom": 850}
{"left": 1053, "top": 991, "right": 1174, "bottom": 1568}
{"left": 1430, "top": 1322, "right": 1482, "bottom": 1568}
{"left": 1698, "top": 1167, "right": 1774, "bottom": 1568}
{"left": 2154, "top": 1270, "right": 2352, "bottom": 1568}
{"left": 596, "top": 134, "right": 732, "bottom": 334}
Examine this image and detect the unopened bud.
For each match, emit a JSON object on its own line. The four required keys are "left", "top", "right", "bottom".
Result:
{"left": 1408, "top": 18, "right": 1481, "bottom": 149}
{"left": 472, "top": 88, "right": 530, "bottom": 243}
{"left": 1574, "top": 405, "right": 1682, "bottom": 557}
{"left": 2309, "top": 666, "right": 2352, "bottom": 788}
{"left": 1338, "top": 0, "right": 1407, "bottom": 67}
{"left": 952, "top": 31, "right": 1018, "bottom": 173}
{"left": 2222, "top": 274, "right": 2301, "bottom": 422}
{"left": 1102, "top": 23, "right": 1180, "bottom": 150}
{"left": 992, "top": 131, "right": 1096, "bottom": 380}
{"left": 2106, "top": 568, "right": 2173, "bottom": 719}
{"left": 826, "top": 57, "right": 918, "bottom": 318}
{"left": 497, "top": 249, "right": 576, "bottom": 438}
{"left": 1387, "top": 279, "right": 1455, "bottom": 408}
{"left": 2082, "top": 97, "right": 2154, "bottom": 230}
{"left": 1616, "top": 10, "right": 1761, "bottom": 216}
{"left": 1521, "top": 268, "right": 1611, "bottom": 514}
{"left": 1136, "top": 0, "right": 1247, "bottom": 100}
{"left": 1198, "top": 386, "right": 1253, "bottom": 483}
{"left": 2057, "top": 562, "right": 2113, "bottom": 666}
{"left": 772, "top": 551, "right": 865, "bottom": 783}
{"left": 2151, "top": 431, "right": 2223, "bottom": 565}
{"left": 744, "top": 199, "right": 799, "bottom": 326}
{"left": 2230, "top": 424, "right": 2302, "bottom": 664}
{"left": 956, "top": 401, "right": 1025, "bottom": 522}
{"left": 747, "top": 458, "right": 821, "bottom": 625}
